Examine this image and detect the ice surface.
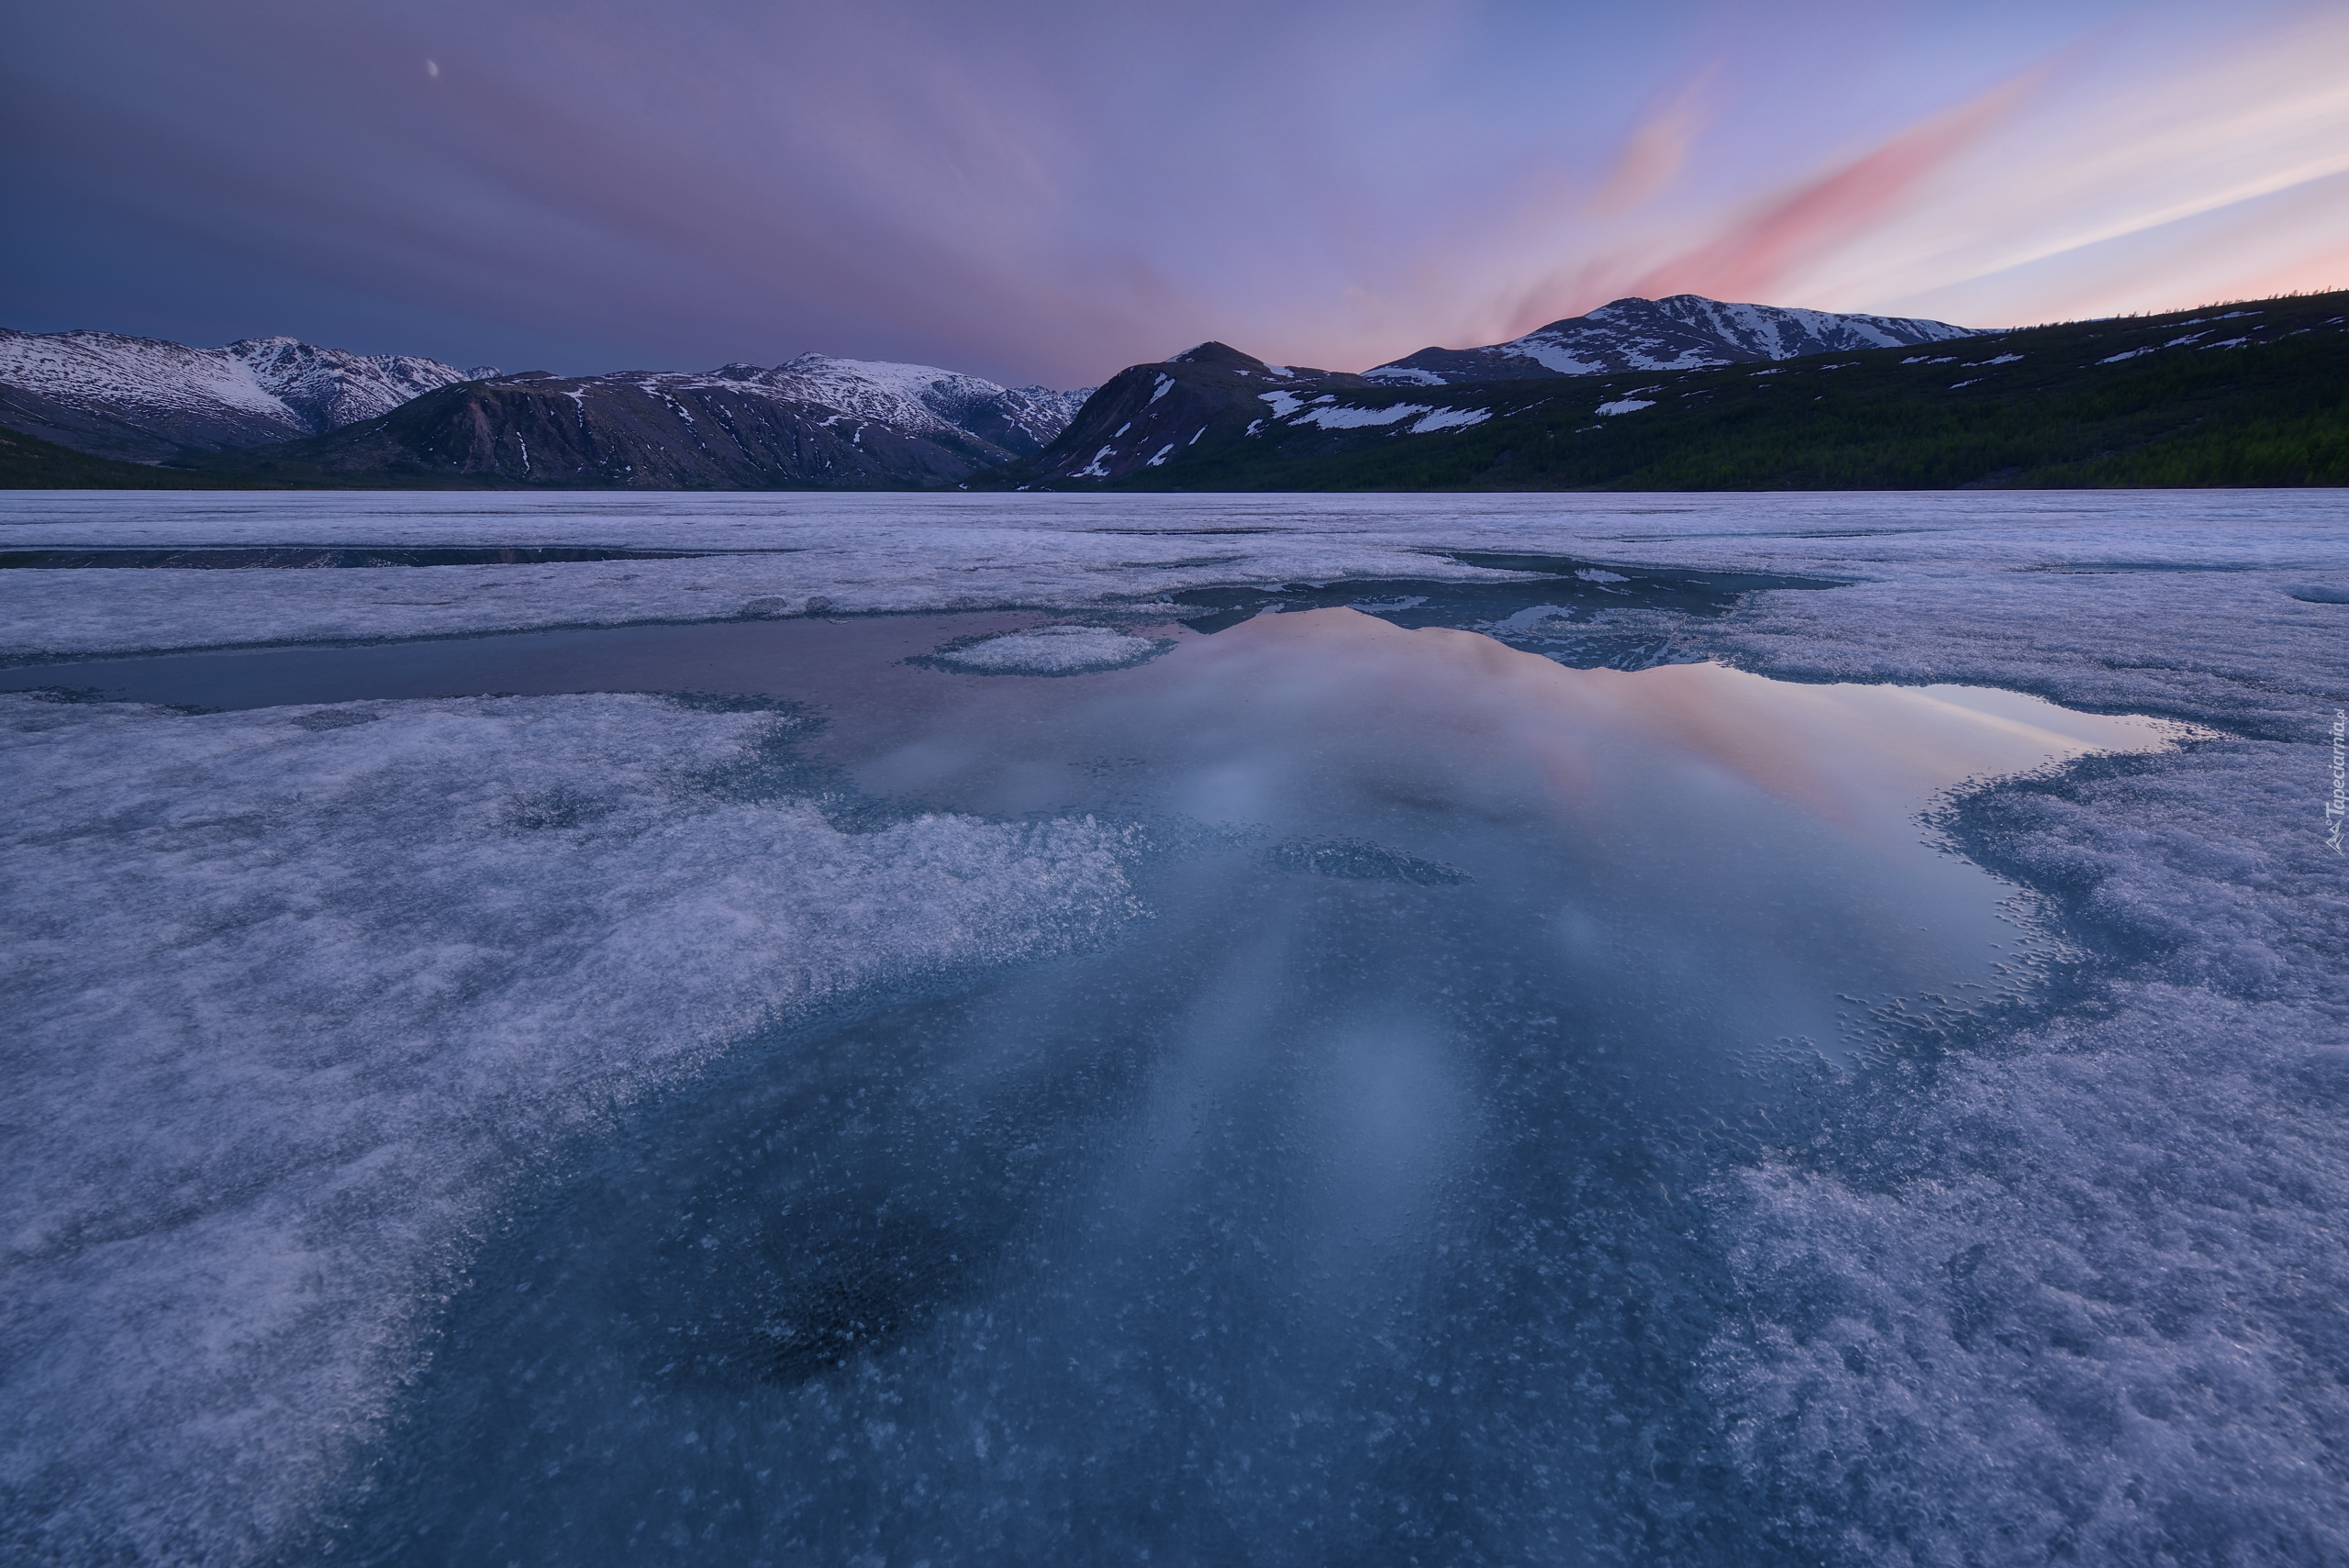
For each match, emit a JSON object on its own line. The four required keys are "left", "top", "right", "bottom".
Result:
{"left": 0, "top": 691, "right": 1138, "bottom": 1564}
{"left": 205, "top": 611, "right": 2185, "bottom": 1566}
{"left": 1702, "top": 737, "right": 2349, "bottom": 1563}
{"left": 919, "top": 624, "right": 1166, "bottom": 675}
{"left": 5, "top": 490, "right": 2346, "bottom": 729}
{"left": 5, "top": 490, "right": 2349, "bottom": 1564}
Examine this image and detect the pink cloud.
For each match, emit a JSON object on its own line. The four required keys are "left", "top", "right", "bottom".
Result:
{"left": 1591, "top": 68, "right": 1718, "bottom": 216}
{"left": 13, "top": 1, "right": 2341, "bottom": 383}
{"left": 1620, "top": 66, "right": 2045, "bottom": 306}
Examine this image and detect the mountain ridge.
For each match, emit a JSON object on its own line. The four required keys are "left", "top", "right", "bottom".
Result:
{"left": 976, "top": 289, "right": 2349, "bottom": 492}
{"left": 0, "top": 329, "right": 493, "bottom": 462}
{"left": 1364, "top": 295, "right": 1976, "bottom": 384}
{"left": 8, "top": 293, "right": 2340, "bottom": 492}
{"left": 169, "top": 359, "right": 1096, "bottom": 490}
{"left": 0, "top": 331, "right": 1096, "bottom": 489}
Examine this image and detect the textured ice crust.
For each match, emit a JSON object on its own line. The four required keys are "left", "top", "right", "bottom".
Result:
{"left": 924, "top": 624, "right": 1165, "bottom": 675}
{"left": 1704, "top": 740, "right": 2349, "bottom": 1564}
{"left": 6, "top": 491, "right": 2349, "bottom": 1563}
{"left": 0, "top": 691, "right": 1138, "bottom": 1566}
{"left": 0, "top": 491, "right": 2344, "bottom": 675}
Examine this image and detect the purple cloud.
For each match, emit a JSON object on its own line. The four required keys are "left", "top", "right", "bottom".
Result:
{"left": 4, "top": 0, "right": 2341, "bottom": 384}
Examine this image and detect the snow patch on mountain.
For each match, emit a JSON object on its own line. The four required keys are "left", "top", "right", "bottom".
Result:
{"left": 226, "top": 339, "right": 486, "bottom": 429}
{"left": 2, "top": 331, "right": 1095, "bottom": 470}
{"left": 598, "top": 354, "right": 1093, "bottom": 457}
{"left": 1367, "top": 295, "right": 1977, "bottom": 384}
{"left": 1408, "top": 406, "right": 1491, "bottom": 433}
{"left": 1289, "top": 401, "right": 1431, "bottom": 429}
{"left": 0, "top": 329, "right": 483, "bottom": 453}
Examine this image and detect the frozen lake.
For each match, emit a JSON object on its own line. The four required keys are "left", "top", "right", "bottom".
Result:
{"left": 5, "top": 492, "right": 2347, "bottom": 1565}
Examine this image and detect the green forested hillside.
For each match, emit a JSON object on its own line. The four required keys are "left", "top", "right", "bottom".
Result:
{"left": 10, "top": 291, "right": 2344, "bottom": 491}
{"left": 0, "top": 425, "right": 271, "bottom": 489}
{"left": 992, "top": 290, "right": 2349, "bottom": 492}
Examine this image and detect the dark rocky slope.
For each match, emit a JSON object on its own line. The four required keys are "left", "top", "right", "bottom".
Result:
{"left": 980, "top": 290, "right": 2349, "bottom": 492}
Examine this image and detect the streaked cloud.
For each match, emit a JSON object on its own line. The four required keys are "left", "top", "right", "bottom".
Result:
{"left": 1593, "top": 70, "right": 1717, "bottom": 216}
{"left": 2, "top": 1, "right": 2341, "bottom": 384}
{"left": 1619, "top": 65, "right": 2047, "bottom": 309}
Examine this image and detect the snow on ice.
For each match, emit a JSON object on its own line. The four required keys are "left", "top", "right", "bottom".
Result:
{"left": 3, "top": 489, "right": 2347, "bottom": 1564}
{"left": 0, "top": 688, "right": 1139, "bottom": 1563}
{"left": 922, "top": 624, "right": 1166, "bottom": 675}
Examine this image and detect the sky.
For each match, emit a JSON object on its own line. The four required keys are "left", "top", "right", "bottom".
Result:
{"left": 6, "top": 0, "right": 2347, "bottom": 387}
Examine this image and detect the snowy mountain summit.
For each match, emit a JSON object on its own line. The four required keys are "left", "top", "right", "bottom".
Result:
{"left": 132, "top": 353, "right": 1106, "bottom": 489}
{"left": 222, "top": 337, "right": 494, "bottom": 431}
{"left": 707, "top": 354, "right": 1093, "bottom": 456}
{"left": 0, "top": 329, "right": 1097, "bottom": 485}
{"left": 0, "top": 328, "right": 491, "bottom": 462}
{"left": 1364, "top": 295, "right": 1976, "bottom": 384}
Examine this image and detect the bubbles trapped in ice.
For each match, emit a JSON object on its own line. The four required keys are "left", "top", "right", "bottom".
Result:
{"left": 288, "top": 609, "right": 2209, "bottom": 1566}
{"left": 1265, "top": 836, "right": 1472, "bottom": 884}
{"left": 6, "top": 593, "right": 2223, "bottom": 1567}
{"left": 914, "top": 624, "right": 1171, "bottom": 675}
{"left": 646, "top": 1190, "right": 974, "bottom": 1389}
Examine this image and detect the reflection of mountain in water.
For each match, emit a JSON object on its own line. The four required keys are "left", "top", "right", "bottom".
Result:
{"left": 322, "top": 608, "right": 2180, "bottom": 1566}
{"left": 1168, "top": 550, "right": 1843, "bottom": 669}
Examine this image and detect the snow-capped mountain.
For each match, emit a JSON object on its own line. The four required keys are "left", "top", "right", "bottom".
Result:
{"left": 1364, "top": 295, "right": 1976, "bottom": 384}
{"left": 999, "top": 340, "right": 1376, "bottom": 486}
{"left": 0, "top": 328, "right": 1098, "bottom": 488}
{"left": 747, "top": 355, "right": 1093, "bottom": 457}
{"left": 192, "top": 358, "right": 1100, "bottom": 489}
{"left": 999, "top": 301, "right": 1978, "bottom": 488}
{"left": 225, "top": 338, "right": 495, "bottom": 431}
{"left": 0, "top": 329, "right": 493, "bottom": 462}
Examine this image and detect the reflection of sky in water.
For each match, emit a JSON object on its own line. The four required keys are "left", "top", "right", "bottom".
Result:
{"left": 257, "top": 606, "right": 2187, "bottom": 1563}
{"left": 828, "top": 607, "right": 2176, "bottom": 1062}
